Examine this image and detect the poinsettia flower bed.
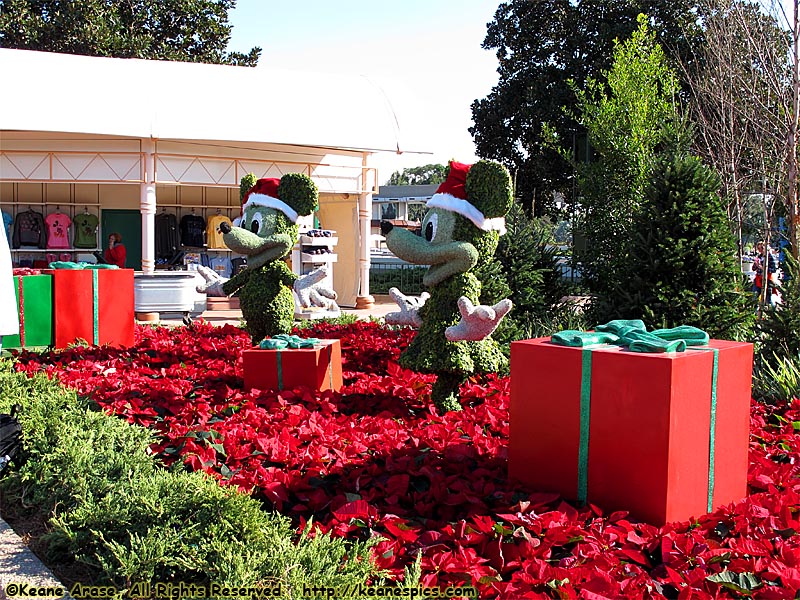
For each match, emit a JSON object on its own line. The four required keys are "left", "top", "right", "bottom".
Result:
{"left": 11, "top": 321, "right": 800, "bottom": 599}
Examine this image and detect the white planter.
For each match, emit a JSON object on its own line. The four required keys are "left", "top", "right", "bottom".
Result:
{"left": 134, "top": 272, "right": 206, "bottom": 314}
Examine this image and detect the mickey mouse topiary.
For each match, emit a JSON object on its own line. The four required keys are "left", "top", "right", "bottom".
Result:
{"left": 198, "top": 173, "right": 338, "bottom": 344}
{"left": 382, "top": 160, "right": 514, "bottom": 413}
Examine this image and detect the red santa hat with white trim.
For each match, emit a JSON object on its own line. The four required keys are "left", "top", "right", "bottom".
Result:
{"left": 426, "top": 161, "right": 507, "bottom": 234}
{"left": 234, "top": 178, "right": 299, "bottom": 227}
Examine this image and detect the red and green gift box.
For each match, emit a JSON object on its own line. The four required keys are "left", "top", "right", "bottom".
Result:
{"left": 243, "top": 338, "right": 343, "bottom": 393}
{"left": 4, "top": 274, "right": 54, "bottom": 348}
{"left": 509, "top": 327, "right": 753, "bottom": 525}
{"left": 6, "top": 269, "right": 134, "bottom": 349}
{"left": 44, "top": 268, "right": 135, "bottom": 349}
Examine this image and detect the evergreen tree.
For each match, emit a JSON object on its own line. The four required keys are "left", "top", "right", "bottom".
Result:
{"left": 605, "top": 152, "right": 754, "bottom": 340}
{"left": 488, "top": 202, "right": 577, "bottom": 346}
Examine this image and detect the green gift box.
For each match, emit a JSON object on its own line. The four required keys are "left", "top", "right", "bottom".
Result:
{"left": 3, "top": 275, "right": 54, "bottom": 349}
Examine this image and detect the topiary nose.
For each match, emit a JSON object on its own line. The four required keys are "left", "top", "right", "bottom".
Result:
{"left": 380, "top": 220, "right": 394, "bottom": 235}
{"left": 220, "top": 221, "right": 232, "bottom": 234}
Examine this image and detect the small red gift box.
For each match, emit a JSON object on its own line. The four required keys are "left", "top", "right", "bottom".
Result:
{"left": 509, "top": 337, "right": 753, "bottom": 525}
{"left": 243, "top": 339, "right": 343, "bottom": 393}
{"left": 44, "top": 269, "right": 135, "bottom": 349}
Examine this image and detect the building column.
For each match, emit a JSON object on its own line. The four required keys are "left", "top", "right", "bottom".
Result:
{"left": 140, "top": 139, "right": 156, "bottom": 274}
{"left": 355, "top": 152, "right": 374, "bottom": 309}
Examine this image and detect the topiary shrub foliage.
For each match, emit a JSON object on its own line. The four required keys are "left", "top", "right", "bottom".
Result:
{"left": 597, "top": 152, "right": 754, "bottom": 340}
{"left": 386, "top": 160, "right": 513, "bottom": 413}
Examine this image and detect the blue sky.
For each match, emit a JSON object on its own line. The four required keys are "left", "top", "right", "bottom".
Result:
{"left": 225, "top": 0, "right": 501, "bottom": 178}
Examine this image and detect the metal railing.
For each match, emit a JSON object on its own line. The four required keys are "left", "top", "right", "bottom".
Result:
{"left": 369, "top": 260, "right": 426, "bottom": 295}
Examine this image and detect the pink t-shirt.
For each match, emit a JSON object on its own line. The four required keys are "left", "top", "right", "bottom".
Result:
{"left": 45, "top": 212, "right": 72, "bottom": 249}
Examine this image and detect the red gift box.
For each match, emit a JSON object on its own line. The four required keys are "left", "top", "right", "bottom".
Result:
{"left": 509, "top": 337, "right": 753, "bottom": 525}
{"left": 45, "top": 269, "right": 135, "bottom": 349}
{"left": 243, "top": 339, "right": 343, "bottom": 393}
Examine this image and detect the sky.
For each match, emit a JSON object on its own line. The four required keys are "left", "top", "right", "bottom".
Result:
{"left": 225, "top": 0, "right": 502, "bottom": 182}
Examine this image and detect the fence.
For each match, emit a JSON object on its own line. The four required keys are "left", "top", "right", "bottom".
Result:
{"left": 369, "top": 256, "right": 582, "bottom": 296}
{"left": 369, "top": 260, "right": 426, "bottom": 295}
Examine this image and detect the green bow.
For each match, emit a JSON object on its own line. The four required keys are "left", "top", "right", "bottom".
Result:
{"left": 259, "top": 334, "right": 320, "bottom": 350}
{"left": 553, "top": 320, "right": 709, "bottom": 353}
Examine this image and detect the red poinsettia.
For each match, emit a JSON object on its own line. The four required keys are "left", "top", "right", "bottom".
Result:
{"left": 12, "top": 321, "right": 800, "bottom": 599}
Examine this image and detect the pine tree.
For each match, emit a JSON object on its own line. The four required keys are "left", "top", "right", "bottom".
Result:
{"left": 603, "top": 152, "right": 754, "bottom": 340}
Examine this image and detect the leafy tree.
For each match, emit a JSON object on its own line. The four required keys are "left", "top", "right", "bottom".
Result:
{"left": 607, "top": 152, "right": 754, "bottom": 340}
{"left": 385, "top": 164, "right": 447, "bottom": 186}
{"left": 470, "top": 0, "right": 702, "bottom": 217}
{"left": 0, "top": 0, "right": 260, "bottom": 66}
{"left": 574, "top": 16, "right": 686, "bottom": 322}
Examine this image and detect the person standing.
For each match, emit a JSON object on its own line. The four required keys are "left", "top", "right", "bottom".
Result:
{"left": 104, "top": 232, "right": 127, "bottom": 268}
{"left": 0, "top": 217, "right": 19, "bottom": 351}
{"left": 753, "top": 240, "right": 780, "bottom": 304}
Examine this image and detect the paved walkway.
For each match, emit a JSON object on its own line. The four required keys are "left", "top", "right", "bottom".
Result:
{"left": 0, "top": 519, "right": 73, "bottom": 598}
{"left": 0, "top": 295, "right": 400, "bottom": 592}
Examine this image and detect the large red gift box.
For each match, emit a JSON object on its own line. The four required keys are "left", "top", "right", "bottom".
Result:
{"left": 509, "top": 337, "right": 753, "bottom": 525}
{"left": 45, "top": 269, "right": 135, "bottom": 349}
{"left": 243, "top": 339, "right": 343, "bottom": 393}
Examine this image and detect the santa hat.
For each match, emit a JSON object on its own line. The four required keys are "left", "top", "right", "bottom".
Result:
{"left": 426, "top": 161, "right": 507, "bottom": 234}
{"left": 235, "top": 178, "right": 299, "bottom": 227}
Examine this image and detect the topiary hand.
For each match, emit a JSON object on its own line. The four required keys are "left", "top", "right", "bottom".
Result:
{"left": 445, "top": 296, "right": 512, "bottom": 341}
{"left": 294, "top": 266, "right": 338, "bottom": 310}
{"left": 196, "top": 265, "right": 228, "bottom": 297}
{"left": 385, "top": 287, "right": 430, "bottom": 328}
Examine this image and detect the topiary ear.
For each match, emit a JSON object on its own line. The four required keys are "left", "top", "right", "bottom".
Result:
{"left": 240, "top": 173, "right": 258, "bottom": 202}
{"left": 465, "top": 160, "right": 513, "bottom": 219}
{"left": 278, "top": 173, "right": 319, "bottom": 216}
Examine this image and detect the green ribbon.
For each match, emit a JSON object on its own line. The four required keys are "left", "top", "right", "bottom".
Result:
{"left": 276, "top": 351, "right": 283, "bottom": 390}
{"left": 553, "top": 321, "right": 709, "bottom": 352}
{"left": 92, "top": 269, "right": 99, "bottom": 346}
{"left": 578, "top": 348, "right": 593, "bottom": 503}
{"left": 687, "top": 346, "right": 720, "bottom": 513}
{"left": 258, "top": 335, "right": 323, "bottom": 392}
{"left": 553, "top": 321, "right": 717, "bottom": 508}
{"left": 259, "top": 334, "right": 320, "bottom": 350}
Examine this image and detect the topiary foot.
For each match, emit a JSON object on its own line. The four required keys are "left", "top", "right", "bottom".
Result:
{"left": 431, "top": 373, "right": 465, "bottom": 413}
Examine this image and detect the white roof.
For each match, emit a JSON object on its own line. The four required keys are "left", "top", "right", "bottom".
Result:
{"left": 0, "top": 48, "right": 427, "bottom": 154}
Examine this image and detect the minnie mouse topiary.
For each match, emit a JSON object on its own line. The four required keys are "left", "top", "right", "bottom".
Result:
{"left": 382, "top": 160, "right": 513, "bottom": 413}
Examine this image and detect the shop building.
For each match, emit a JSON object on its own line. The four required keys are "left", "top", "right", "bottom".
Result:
{"left": 0, "top": 49, "right": 427, "bottom": 308}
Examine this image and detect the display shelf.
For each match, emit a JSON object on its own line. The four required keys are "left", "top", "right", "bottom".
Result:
{"left": 300, "top": 234, "right": 339, "bottom": 246}
{"left": 301, "top": 252, "right": 337, "bottom": 263}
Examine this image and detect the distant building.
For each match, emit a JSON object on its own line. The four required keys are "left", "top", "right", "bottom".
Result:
{"left": 370, "top": 184, "right": 438, "bottom": 247}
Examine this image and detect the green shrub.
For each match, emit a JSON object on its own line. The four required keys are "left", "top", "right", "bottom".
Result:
{"left": 0, "top": 362, "right": 382, "bottom": 593}
{"left": 752, "top": 351, "right": 800, "bottom": 404}
{"left": 295, "top": 313, "right": 359, "bottom": 329}
{"left": 597, "top": 153, "right": 754, "bottom": 340}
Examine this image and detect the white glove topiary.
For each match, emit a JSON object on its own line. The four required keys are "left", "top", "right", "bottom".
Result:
{"left": 385, "top": 287, "right": 430, "bottom": 328}
{"left": 294, "top": 266, "right": 339, "bottom": 310}
{"left": 196, "top": 265, "right": 227, "bottom": 297}
{"left": 445, "top": 296, "right": 512, "bottom": 342}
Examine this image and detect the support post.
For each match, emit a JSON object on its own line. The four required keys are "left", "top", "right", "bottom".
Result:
{"left": 355, "top": 152, "right": 375, "bottom": 309}
{"left": 140, "top": 139, "right": 156, "bottom": 275}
